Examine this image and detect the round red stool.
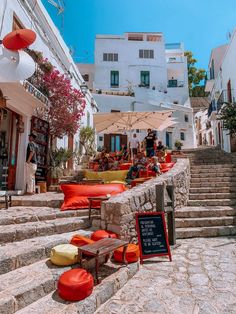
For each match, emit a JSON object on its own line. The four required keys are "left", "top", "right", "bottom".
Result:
{"left": 58, "top": 269, "right": 94, "bottom": 301}
{"left": 91, "top": 230, "right": 118, "bottom": 242}
{"left": 114, "top": 244, "right": 140, "bottom": 263}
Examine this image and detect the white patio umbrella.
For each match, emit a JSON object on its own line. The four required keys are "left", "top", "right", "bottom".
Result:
{"left": 0, "top": 47, "right": 35, "bottom": 82}
{"left": 93, "top": 110, "right": 174, "bottom": 159}
{"left": 93, "top": 110, "right": 173, "bottom": 134}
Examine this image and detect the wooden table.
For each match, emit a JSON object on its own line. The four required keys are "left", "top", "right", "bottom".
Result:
{"left": 77, "top": 238, "right": 129, "bottom": 283}
{"left": 88, "top": 196, "right": 110, "bottom": 220}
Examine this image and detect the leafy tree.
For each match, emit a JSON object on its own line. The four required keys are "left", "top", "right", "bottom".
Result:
{"left": 184, "top": 51, "right": 206, "bottom": 97}
{"left": 219, "top": 102, "right": 236, "bottom": 135}
{"left": 79, "top": 126, "right": 96, "bottom": 156}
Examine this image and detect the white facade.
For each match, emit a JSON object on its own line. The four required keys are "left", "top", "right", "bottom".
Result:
{"left": 79, "top": 32, "right": 194, "bottom": 150}
{"left": 0, "top": 0, "right": 97, "bottom": 190}
{"left": 206, "top": 30, "right": 236, "bottom": 152}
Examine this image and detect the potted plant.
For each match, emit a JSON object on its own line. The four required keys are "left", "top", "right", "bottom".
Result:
{"left": 174, "top": 140, "right": 183, "bottom": 151}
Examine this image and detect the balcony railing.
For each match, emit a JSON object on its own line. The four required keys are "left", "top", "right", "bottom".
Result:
{"left": 165, "top": 43, "right": 182, "bottom": 50}
{"left": 167, "top": 80, "right": 184, "bottom": 88}
{"left": 217, "top": 89, "right": 234, "bottom": 112}
{"left": 22, "top": 80, "right": 50, "bottom": 106}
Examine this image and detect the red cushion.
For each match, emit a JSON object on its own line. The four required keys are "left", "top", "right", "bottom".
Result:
{"left": 119, "top": 163, "right": 132, "bottom": 170}
{"left": 114, "top": 244, "right": 140, "bottom": 263}
{"left": 160, "top": 162, "right": 175, "bottom": 170}
{"left": 70, "top": 234, "right": 94, "bottom": 247}
{"left": 91, "top": 230, "right": 118, "bottom": 241}
{"left": 58, "top": 269, "right": 94, "bottom": 301}
{"left": 60, "top": 183, "right": 126, "bottom": 210}
{"left": 165, "top": 153, "right": 172, "bottom": 163}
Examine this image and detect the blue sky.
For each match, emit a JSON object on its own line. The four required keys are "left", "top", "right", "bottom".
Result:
{"left": 42, "top": 0, "right": 236, "bottom": 69}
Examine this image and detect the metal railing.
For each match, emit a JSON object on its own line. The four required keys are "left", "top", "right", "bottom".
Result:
{"left": 208, "top": 100, "right": 217, "bottom": 117}
{"left": 217, "top": 89, "right": 234, "bottom": 112}
{"left": 167, "top": 80, "right": 184, "bottom": 88}
{"left": 23, "top": 80, "right": 50, "bottom": 106}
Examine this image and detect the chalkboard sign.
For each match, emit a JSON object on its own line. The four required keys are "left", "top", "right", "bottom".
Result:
{"left": 136, "top": 212, "right": 172, "bottom": 263}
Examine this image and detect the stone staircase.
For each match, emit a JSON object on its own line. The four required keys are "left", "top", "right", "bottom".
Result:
{"left": 0, "top": 204, "right": 93, "bottom": 313}
{"left": 176, "top": 147, "right": 236, "bottom": 238}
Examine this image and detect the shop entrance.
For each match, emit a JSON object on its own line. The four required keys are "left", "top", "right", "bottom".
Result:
{"left": 0, "top": 108, "right": 20, "bottom": 190}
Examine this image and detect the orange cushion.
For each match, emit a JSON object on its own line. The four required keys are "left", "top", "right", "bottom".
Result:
{"left": 119, "top": 163, "right": 132, "bottom": 170}
{"left": 114, "top": 244, "right": 140, "bottom": 263}
{"left": 160, "top": 162, "right": 175, "bottom": 170}
{"left": 60, "top": 183, "right": 126, "bottom": 210}
{"left": 70, "top": 234, "right": 94, "bottom": 247}
{"left": 91, "top": 230, "right": 118, "bottom": 241}
{"left": 58, "top": 269, "right": 94, "bottom": 301}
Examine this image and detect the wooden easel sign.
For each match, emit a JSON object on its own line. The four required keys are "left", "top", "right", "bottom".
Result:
{"left": 136, "top": 212, "right": 172, "bottom": 264}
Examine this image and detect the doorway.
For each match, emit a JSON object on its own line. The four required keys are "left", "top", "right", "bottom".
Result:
{"left": 104, "top": 134, "right": 127, "bottom": 152}
{"left": 166, "top": 132, "right": 172, "bottom": 149}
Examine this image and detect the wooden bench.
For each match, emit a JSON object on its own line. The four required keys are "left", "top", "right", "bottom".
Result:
{"left": 77, "top": 238, "right": 129, "bottom": 283}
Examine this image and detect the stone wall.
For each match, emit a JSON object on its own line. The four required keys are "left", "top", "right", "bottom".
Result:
{"left": 101, "top": 158, "right": 190, "bottom": 242}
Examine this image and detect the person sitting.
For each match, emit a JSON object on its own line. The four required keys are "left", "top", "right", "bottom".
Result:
{"left": 98, "top": 156, "right": 110, "bottom": 172}
{"left": 118, "top": 144, "right": 129, "bottom": 161}
{"left": 156, "top": 141, "right": 165, "bottom": 151}
{"left": 147, "top": 156, "right": 161, "bottom": 175}
{"left": 156, "top": 141, "right": 167, "bottom": 162}
{"left": 126, "top": 152, "right": 147, "bottom": 182}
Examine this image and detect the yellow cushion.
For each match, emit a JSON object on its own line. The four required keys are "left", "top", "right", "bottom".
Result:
{"left": 84, "top": 170, "right": 128, "bottom": 184}
{"left": 50, "top": 244, "right": 78, "bottom": 266}
{"left": 110, "top": 180, "right": 126, "bottom": 184}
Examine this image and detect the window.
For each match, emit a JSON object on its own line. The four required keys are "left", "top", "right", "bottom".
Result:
{"left": 139, "top": 49, "right": 154, "bottom": 59}
{"left": 184, "top": 114, "right": 189, "bottom": 122}
{"left": 140, "top": 71, "right": 150, "bottom": 87}
{"left": 82, "top": 74, "right": 89, "bottom": 82}
{"left": 168, "top": 79, "right": 177, "bottom": 87}
{"left": 136, "top": 129, "right": 140, "bottom": 133}
{"left": 180, "top": 132, "right": 185, "bottom": 141}
{"left": 110, "top": 71, "right": 119, "bottom": 87}
{"left": 128, "top": 34, "right": 143, "bottom": 41}
{"left": 99, "top": 136, "right": 103, "bottom": 141}
{"left": 210, "top": 59, "right": 215, "bottom": 79}
{"left": 147, "top": 35, "right": 161, "bottom": 42}
{"left": 103, "top": 53, "right": 118, "bottom": 62}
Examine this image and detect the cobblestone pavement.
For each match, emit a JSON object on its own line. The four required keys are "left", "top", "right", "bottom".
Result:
{"left": 95, "top": 237, "right": 236, "bottom": 314}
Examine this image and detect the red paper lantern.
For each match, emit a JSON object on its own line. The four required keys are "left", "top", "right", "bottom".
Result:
{"left": 3, "top": 29, "right": 36, "bottom": 51}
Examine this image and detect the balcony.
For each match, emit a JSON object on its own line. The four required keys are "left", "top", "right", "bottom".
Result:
{"left": 208, "top": 100, "right": 217, "bottom": 117}
{"left": 167, "top": 80, "right": 184, "bottom": 88}
{"left": 22, "top": 80, "right": 50, "bottom": 106}
{"left": 165, "top": 43, "right": 182, "bottom": 50}
{"left": 217, "top": 89, "right": 234, "bottom": 112}
{"left": 167, "top": 57, "right": 184, "bottom": 63}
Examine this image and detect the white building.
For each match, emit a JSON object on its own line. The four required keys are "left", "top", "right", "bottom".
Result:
{"left": 0, "top": 0, "right": 97, "bottom": 190}
{"left": 78, "top": 32, "right": 194, "bottom": 151}
{"left": 205, "top": 31, "right": 236, "bottom": 152}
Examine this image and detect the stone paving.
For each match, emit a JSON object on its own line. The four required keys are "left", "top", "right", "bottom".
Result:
{"left": 95, "top": 237, "right": 236, "bottom": 314}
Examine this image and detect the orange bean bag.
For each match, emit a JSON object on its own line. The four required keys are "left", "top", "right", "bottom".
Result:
{"left": 70, "top": 234, "right": 94, "bottom": 247}
{"left": 91, "top": 230, "right": 118, "bottom": 241}
{"left": 60, "top": 183, "right": 126, "bottom": 210}
{"left": 114, "top": 244, "right": 140, "bottom": 263}
{"left": 58, "top": 269, "right": 94, "bottom": 301}
{"left": 160, "top": 162, "right": 175, "bottom": 173}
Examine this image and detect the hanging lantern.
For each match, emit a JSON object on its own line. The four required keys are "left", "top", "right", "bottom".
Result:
{"left": 2, "top": 29, "right": 36, "bottom": 51}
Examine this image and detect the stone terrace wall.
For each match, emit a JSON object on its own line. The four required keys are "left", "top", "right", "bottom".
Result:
{"left": 101, "top": 159, "right": 190, "bottom": 242}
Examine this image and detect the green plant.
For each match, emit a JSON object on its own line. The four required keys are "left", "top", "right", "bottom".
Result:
{"left": 79, "top": 126, "right": 96, "bottom": 156}
{"left": 174, "top": 140, "right": 183, "bottom": 149}
{"left": 48, "top": 148, "right": 74, "bottom": 178}
{"left": 219, "top": 102, "right": 236, "bottom": 136}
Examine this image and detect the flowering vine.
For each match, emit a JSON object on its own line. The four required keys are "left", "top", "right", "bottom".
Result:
{"left": 27, "top": 49, "right": 86, "bottom": 138}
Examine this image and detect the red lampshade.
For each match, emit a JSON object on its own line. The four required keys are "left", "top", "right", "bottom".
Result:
{"left": 2, "top": 29, "right": 36, "bottom": 51}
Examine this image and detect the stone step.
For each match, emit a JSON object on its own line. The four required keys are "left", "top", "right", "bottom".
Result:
{"left": 190, "top": 161, "right": 236, "bottom": 165}
{"left": 0, "top": 207, "right": 90, "bottom": 226}
{"left": 0, "top": 229, "right": 92, "bottom": 275}
{"left": 176, "top": 225, "right": 236, "bottom": 239}
{"left": 190, "top": 163, "right": 236, "bottom": 169}
{"left": 0, "top": 258, "right": 71, "bottom": 313}
{"left": 190, "top": 182, "right": 236, "bottom": 188}
{"left": 47, "top": 185, "right": 62, "bottom": 192}
{"left": 191, "top": 172, "right": 236, "bottom": 178}
{"left": 175, "top": 206, "right": 236, "bottom": 218}
{"left": 176, "top": 216, "right": 236, "bottom": 228}
{"left": 190, "top": 177, "right": 236, "bottom": 183}
{"left": 0, "top": 217, "right": 90, "bottom": 244}
{"left": 191, "top": 168, "right": 236, "bottom": 174}
{"left": 189, "top": 192, "right": 236, "bottom": 200}
{"left": 188, "top": 199, "right": 236, "bottom": 206}
{"left": 189, "top": 187, "right": 236, "bottom": 193}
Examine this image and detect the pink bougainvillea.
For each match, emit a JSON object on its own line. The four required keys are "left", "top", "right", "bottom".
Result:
{"left": 29, "top": 53, "right": 86, "bottom": 139}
